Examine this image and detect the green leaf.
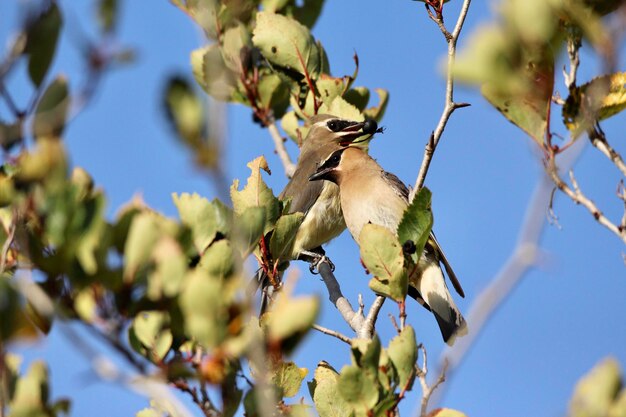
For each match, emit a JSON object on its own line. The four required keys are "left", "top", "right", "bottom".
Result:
{"left": 280, "top": 111, "right": 304, "bottom": 144}
{"left": 360, "top": 224, "right": 407, "bottom": 302}
{"left": 230, "top": 156, "right": 280, "bottom": 234}
{"left": 163, "top": 77, "right": 205, "bottom": 146}
{"left": 318, "top": 96, "right": 363, "bottom": 122}
{"left": 179, "top": 269, "right": 227, "bottom": 348}
{"left": 98, "top": 0, "right": 119, "bottom": 33}
{"left": 266, "top": 293, "right": 319, "bottom": 343}
{"left": 25, "top": 3, "right": 62, "bottom": 87}
{"left": 564, "top": 72, "right": 626, "bottom": 139}
{"left": 252, "top": 12, "right": 321, "bottom": 77}
{"left": 569, "top": 357, "right": 622, "bottom": 417}
{"left": 129, "top": 311, "right": 173, "bottom": 362}
{"left": 258, "top": 74, "right": 291, "bottom": 118}
{"left": 33, "top": 76, "right": 70, "bottom": 139}
{"left": 147, "top": 237, "right": 187, "bottom": 300}
{"left": 172, "top": 192, "right": 218, "bottom": 253}
{"left": 0, "top": 279, "right": 37, "bottom": 342}
{"left": 309, "top": 362, "right": 351, "bottom": 417}
{"left": 337, "top": 364, "right": 379, "bottom": 412}
{"left": 197, "top": 239, "right": 235, "bottom": 280}
{"left": 363, "top": 88, "right": 389, "bottom": 122}
{"left": 397, "top": 187, "right": 433, "bottom": 264}
{"left": 387, "top": 326, "right": 417, "bottom": 389}
{"left": 609, "top": 389, "right": 626, "bottom": 417}
{"left": 269, "top": 212, "right": 304, "bottom": 261}
{"left": 234, "top": 206, "right": 266, "bottom": 254}
{"left": 343, "top": 87, "right": 370, "bottom": 112}
{"left": 0, "top": 121, "right": 23, "bottom": 151}
{"left": 482, "top": 83, "right": 549, "bottom": 145}
{"left": 271, "top": 361, "right": 307, "bottom": 398}
{"left": 191, "top": 45, "right": 239, "bottom": 101}
{"left": 317, "top": 75, "right": 347, "bottom": 107}
{"left": 221, "top": 23, "right": 251, "bottom": 72}
{"left": 10, "top": 360, "right": 49, "bottom": 416}
{"left": 123, "top": 212, "right": 179, "bottom": 282}
{"left": 350, "top": 337, "right": 381, "bottom": 371}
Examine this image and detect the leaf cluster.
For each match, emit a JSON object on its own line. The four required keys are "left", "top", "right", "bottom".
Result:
{"left": 454, "top": 0, "right": 626, "bottom": 150}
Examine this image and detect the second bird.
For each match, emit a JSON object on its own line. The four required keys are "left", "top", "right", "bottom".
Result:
{"left": 309, "top": 146, "right": 467, "bottom": 344}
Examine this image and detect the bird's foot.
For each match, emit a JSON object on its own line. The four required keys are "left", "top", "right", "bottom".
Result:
{"left": 309, "top": 255, "right": 335, "bottom": 274}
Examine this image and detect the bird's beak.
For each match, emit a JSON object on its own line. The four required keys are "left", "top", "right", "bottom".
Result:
{"left": 309, "top": 165, "right": 333, "bottom": 182}
{"left": 338, "top": 119, "right": 381, "bottom": 146}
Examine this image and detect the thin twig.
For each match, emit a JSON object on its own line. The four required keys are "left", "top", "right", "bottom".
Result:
{"left": 267, "top": 121, "right": 296, "bottom": 178}
{"left": 589, "top": 126, "right": 626, "bottom": 177}
{"left": 312, "top": 324, "right": 352, "bottom": 345}
{"left": 417, "top": 345, "right": 448, "bottom": 417}
{"left": 411, "top": 0, "right": 472, "bottom": 200}
{"left": 547, "top": 158, "right": 626, "bottom": 243}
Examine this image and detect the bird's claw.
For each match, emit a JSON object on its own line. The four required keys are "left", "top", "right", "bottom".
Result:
{"left": 309, "top": 255, "right": 335, "bottom": 274}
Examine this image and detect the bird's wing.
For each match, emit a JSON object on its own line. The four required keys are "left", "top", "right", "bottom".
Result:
{"left": 279, "top": 148, "right": 327, "bottom": 215}
{"left": 381, "top": 171, "right": 410, "bottom": 203}
{"left": 428, "top": 231, "right": 465, "bottom": 298}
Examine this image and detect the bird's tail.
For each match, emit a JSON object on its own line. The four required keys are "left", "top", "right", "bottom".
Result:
{"left": 409, "top": 256, "right": 467, "bottom": 345}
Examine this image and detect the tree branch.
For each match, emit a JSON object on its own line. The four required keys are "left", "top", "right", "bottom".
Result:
{"left": 312, "top": 324, "right": 352, "bottom": 345}
{"left": 268, "top": 121, "right": 296, "bottom": 178}
{"left": 416, "top": 344, "right": 448, "bottom": 417}
{"left": 317, "top": 260, "right": 385, "bottom": 339}
{"left": 547, "top": 157, "right": 626, "bottom": 244}
{"left": 589, "top": 125, "right": 626, "bottom": 178}
{"left": 411, "top": 0, "right": 472, "bottom": 200}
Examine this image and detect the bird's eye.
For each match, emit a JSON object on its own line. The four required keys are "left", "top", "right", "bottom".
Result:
{"left": 331, "top": 155, "right": 340, "bottom": 164}
{"left": 327, "top": 120, "right": 338, "bottom": 131}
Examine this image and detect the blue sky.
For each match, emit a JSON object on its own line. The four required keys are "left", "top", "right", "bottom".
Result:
{"left": 3, "top": 0, "right": 626, "bottom": 416}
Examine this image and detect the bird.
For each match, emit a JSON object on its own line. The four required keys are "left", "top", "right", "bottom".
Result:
{"left": 280, "top": 114, "right": 380, "bottom": 261}
{"left": 308, "top": 146, "right": 466, "bottom": 344}
{"left": 256, "top": 114, "right": 381, "bottom": 311}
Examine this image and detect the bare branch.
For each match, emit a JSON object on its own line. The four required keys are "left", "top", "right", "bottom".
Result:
{"left": 312, "top": 324, "right": 352, "bottom": 345}
{"left": 267, "top": 121, "right": 296, "bottom": 178}
{"left": 411, "top": 0, "right": 472, "bottom": 200}
{"left": 547, "top": 158, "right": 626, "bottom": 244}
{"left": 316, "top": 260, "right": 384, "bottom": 339}
{"left": 589, "top": 126, "right": 626, "bottom": 178}
{"left": 416, "top": 344, "right": 448, "bottom": 417}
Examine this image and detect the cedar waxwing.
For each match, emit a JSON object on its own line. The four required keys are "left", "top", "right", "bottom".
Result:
{"left": 309, "top": 146, "right": 466, "bottom": 344}
{"left": 256, "top": 115, "right": 380, "bottom": 311}
{"left": 280, "top": 114, "right": 379, "bottom": 260}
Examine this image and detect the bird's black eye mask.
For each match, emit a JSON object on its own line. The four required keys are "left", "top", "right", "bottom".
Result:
{"left": 326, "top": 119, "right": 358, "bottom": 132}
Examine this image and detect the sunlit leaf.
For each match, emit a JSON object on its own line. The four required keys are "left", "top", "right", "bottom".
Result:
{"left": 360, "top": 224, "right": 407, "bottom": 302}
{"left": 129, "top": 311, "right": 173, "bottom": 362}
{"left": 230, "top": 156, "right": 280, "bottom": 233}
{"left": 253, "top": 12, "right": 321, "bottom": 77}
{"left": 308, "top": 362, "right": 351, "bottom": 417}
{"left": 569, "top": 357, "right": 622, "bottom": 417}
{"left": 271, "top": 361, "right": 307, "bottom": 398}
{"left": 337, "top": 364, "right": 379, "bottom": 413}
{"left": 387, "top": 326, "right": 417, "bottom": 389}
{"left": 563, "top": 72, "right": 626, "bottom": 139}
